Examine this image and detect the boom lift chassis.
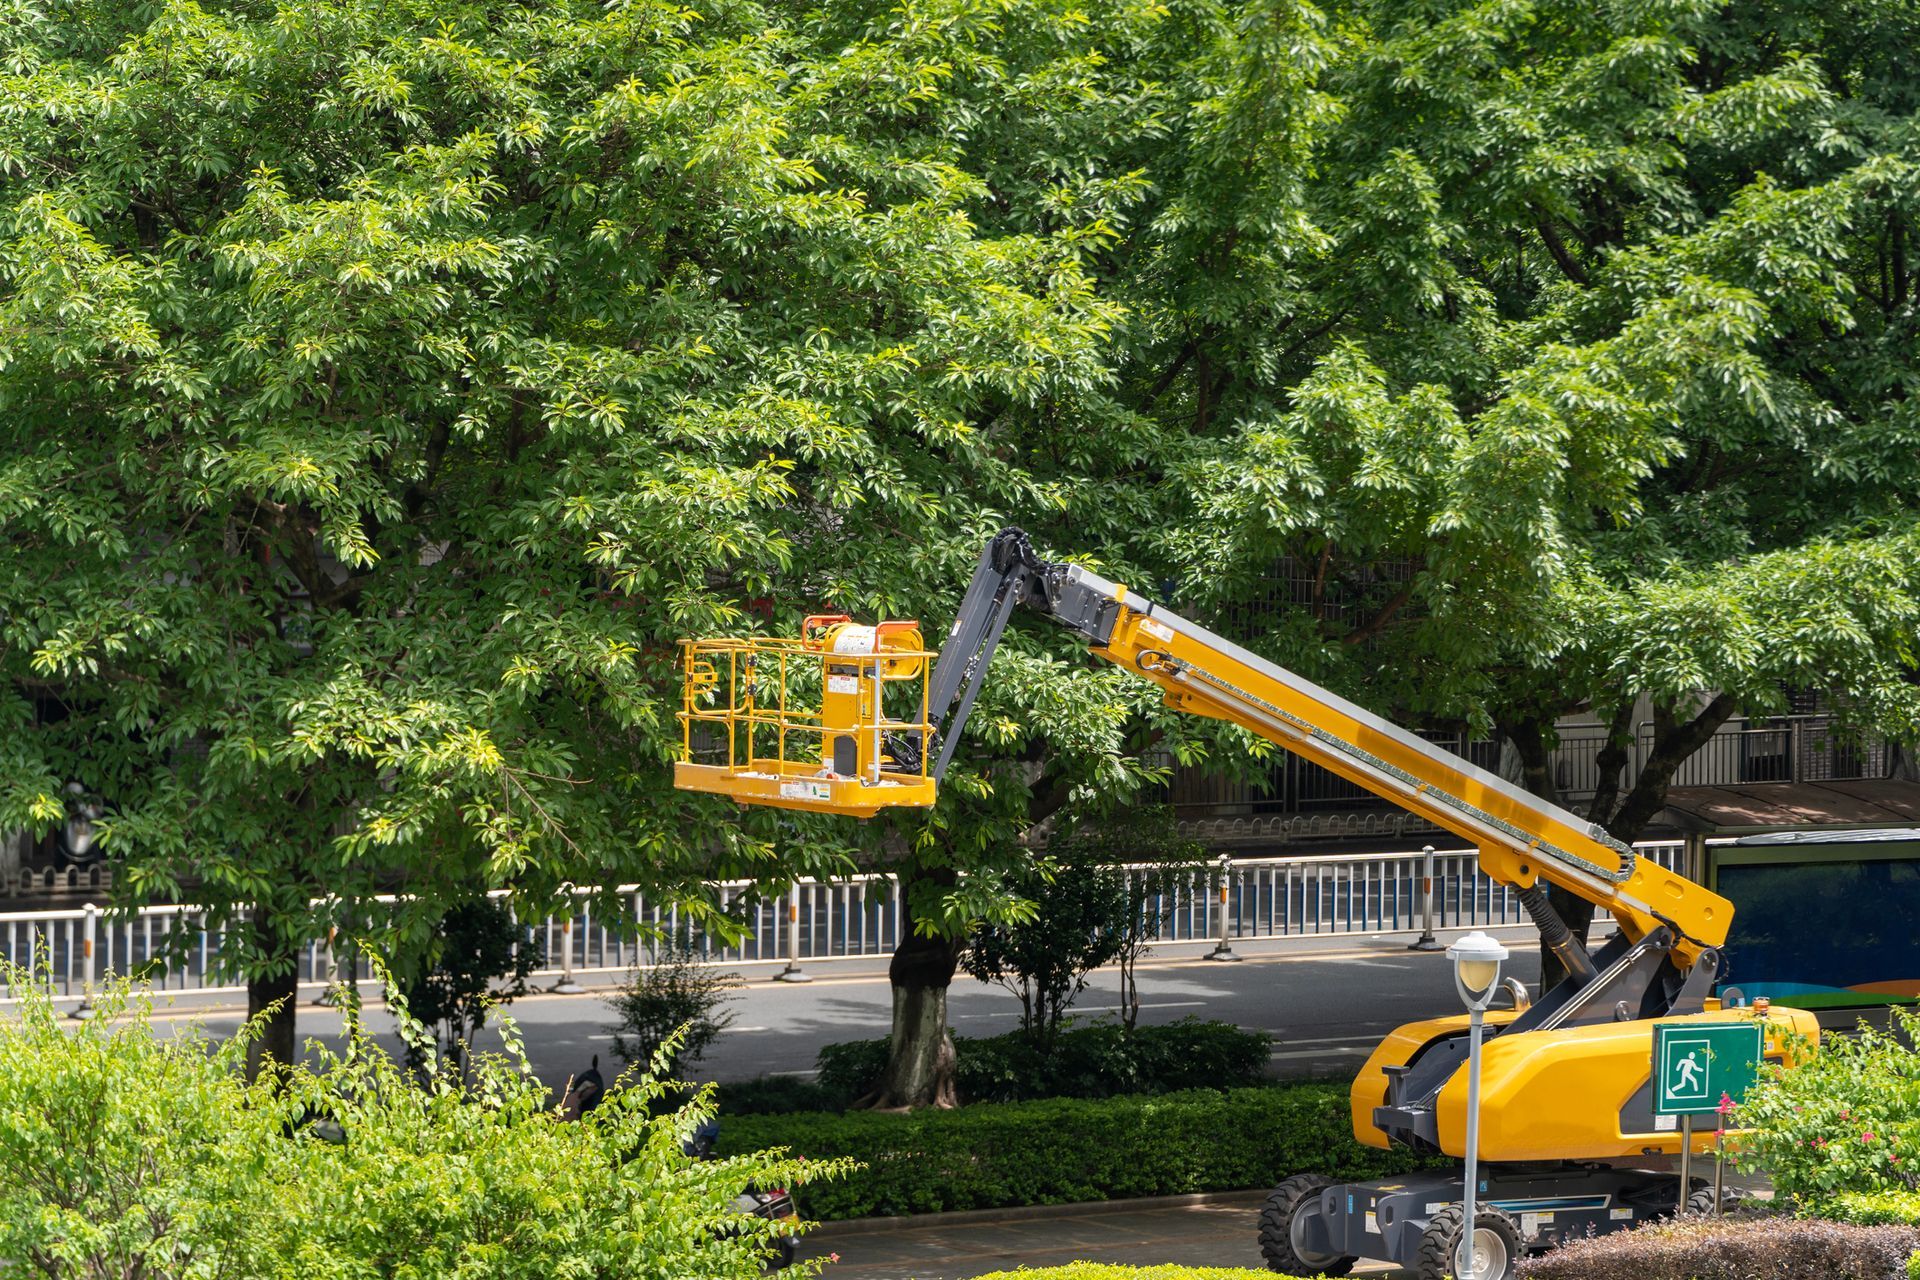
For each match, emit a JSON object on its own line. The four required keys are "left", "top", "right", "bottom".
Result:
{"left": 676, "top": 528, "right": 1816, "bottom": 1280}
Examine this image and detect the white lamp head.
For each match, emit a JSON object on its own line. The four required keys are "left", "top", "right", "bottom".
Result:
{"left": 1448, "top": 930, "right": 1509, "bottom": 1011}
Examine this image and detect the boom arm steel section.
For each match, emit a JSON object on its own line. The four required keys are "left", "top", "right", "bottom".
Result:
{"left": 925, "top": 529, "right": 1728, "bottom": 967}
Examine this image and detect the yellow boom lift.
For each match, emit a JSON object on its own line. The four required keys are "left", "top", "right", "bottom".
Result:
{"left": 675, "top": 528, "right": 1816, "bottom": 1280}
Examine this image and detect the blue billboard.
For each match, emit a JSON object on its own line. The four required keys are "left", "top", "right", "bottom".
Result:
{"left": 1713, "top": 831, "right": 1920, "bottom": 1009}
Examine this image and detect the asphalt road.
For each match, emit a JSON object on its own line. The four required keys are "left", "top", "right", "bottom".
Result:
{"left": 141, "top": 925, "right": 1549, "bottom": 1095}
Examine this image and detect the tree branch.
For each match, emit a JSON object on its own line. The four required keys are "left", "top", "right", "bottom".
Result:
{"left": 1274, "top": 308, "right": 1349, "bottom": 371}
{"left": 1605, "top": 692, "right": 1740, "bottom": 841}
{"left": 1895, "top": 211, "right": 1910, "bottom": 311}
{"left": 1500, "top": 715, "right": 1561, "bottom": 808}
{"left": 404, "top": 421, "right": 453, "bottom": 520}
{"left": 1535, "top": 216, "right": 1591, "bottom": 286}
{"left": 1340, "top": 578, "right": 1415, "bottom": 646}
{"left": 1583, "top": 697, "right": 1637, "bottom": 828}
{"left": 1309, "top": 540, "right": 1333, "bottom": 621}
{"left": 1139, "top": 340, "right": 1197, "bottom": 410}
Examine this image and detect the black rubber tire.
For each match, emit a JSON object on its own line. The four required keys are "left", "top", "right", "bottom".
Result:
{"left": 1416, "top": 1204, "right": 1522, "bottom": 1280}
{"left": 764, "top": 1235, "right": 798, "bottom": 1272}
{"left": 1257, "top": 1174, "right": 1356, "bottom": 1276}
{"left": 1685, "top": 1185, "right": 1742, "bottom": 1216}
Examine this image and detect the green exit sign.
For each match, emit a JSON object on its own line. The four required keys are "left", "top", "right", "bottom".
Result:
{"left": 1652, "top": 1021, "right": 1763, "bottom": 1117}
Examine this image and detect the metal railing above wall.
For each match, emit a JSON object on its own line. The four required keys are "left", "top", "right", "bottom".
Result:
{"left": 1550, "top": 715, "right": 1892, "bottom": 803}
{"left": 0, "top": 841, "right": 1690, "bottom": 1009}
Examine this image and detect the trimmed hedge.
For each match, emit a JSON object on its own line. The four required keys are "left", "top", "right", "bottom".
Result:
{"left": 1816, "top": 1191, "right": 1920, "bottom": 1226}
{"left": 971, "top": 1268, "right": 1285, "bottom": 1280}
{"left": 814, "top": 1019, "right": 1273, "bottom": 1106}
{"left": 1517, "top": 1215, "right": 1920, "bottom": 1280}
{"left": 717, "top": 1083, "right": 1437, "bottom": 1220}
{"left": 715, "top": 1075, "right": 846, "bottom": 1116}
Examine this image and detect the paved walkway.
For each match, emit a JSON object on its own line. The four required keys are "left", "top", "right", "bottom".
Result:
{"left": 801, "top": 1194, "right": 1411, "bottom": 1279}
{"left": 801, "top": 1174, "right": 1773, "bottom": 1279}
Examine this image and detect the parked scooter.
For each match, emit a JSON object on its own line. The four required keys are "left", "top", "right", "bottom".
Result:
{"left": 558, "top": 1056, "right": 605, "bottom": 1121}
{"left": 560, "top": 1057, "right": 800, "bottom": 1271}
{"left": 682, "top": 1116, "right": 802, "bottom": 1271}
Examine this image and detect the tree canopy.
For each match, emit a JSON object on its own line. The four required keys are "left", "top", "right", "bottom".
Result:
{"left": 2, "top": 0, "right": 1918, "bottom": 1082}
{"left": 0, "top": 0, "right": 1151, "bottom": 1061}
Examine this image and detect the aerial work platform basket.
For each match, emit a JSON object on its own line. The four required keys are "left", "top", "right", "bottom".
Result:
{"left": 674, "top": 615, "right": 939, "bottom": 817}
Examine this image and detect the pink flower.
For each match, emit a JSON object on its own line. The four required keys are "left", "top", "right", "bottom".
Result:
{"left": 1717, "top": 1093, "right": 1736, "bottom": 1116}
{"left": 1863, "top": 1132, "right": 1877, "bottom": 1143}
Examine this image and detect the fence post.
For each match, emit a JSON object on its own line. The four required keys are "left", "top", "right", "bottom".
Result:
{"left": 1408, "top": 845, "right": 1442, "bottom": 951}
{"left": 1206, "top": 854, "right": 1241, "bottom": 962}
{"left": 549, "top": 907, "right": 584, "bottom": 994}
{"left": 1684, "top": 833, "right": 1707, "bottom": 885}
{"left": 70, "top": 904, "right": 98, "bottom": 1020}
{"left": 776, "top": 883, "right": 811, "bottom": 983}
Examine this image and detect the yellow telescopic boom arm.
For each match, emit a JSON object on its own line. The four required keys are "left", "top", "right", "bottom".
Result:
{"left": 942, "top": 530, "right": 1728, "bottom": 969}
{"left": 1078, "top": 565, "right": 1725, "bottom": 964}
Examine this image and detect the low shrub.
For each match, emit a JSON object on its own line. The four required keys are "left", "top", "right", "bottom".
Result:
{"left": 606, "top": 943, "right": 740, "bottom": 1077}
{"left": 971, "top": 1267, "right": 1286, "bottom": 1280}
{"left": 0, "top": 975, "right": 844, "bottom": 1279}
{"left": 1818, "top": 1190, "right": 1920, "bottom": 1226}
{"left": 812, "top": 1037, "right": 888, "bottom": 1103}
{"left": 962, "top": 852, "right": 1133, "bottom": 1042}
{"left": 717, "top": 1082, "right": 1435, "bottom": 1220}
{"left": 811, "top": 1018, "right": 1271, "bottom": 1108}
{"left": 1735, "top": 1007, "right": 1920, "bottom": 1200}
{"left": 1517, "top": 1214, "right": 1920, "bottom": 1280}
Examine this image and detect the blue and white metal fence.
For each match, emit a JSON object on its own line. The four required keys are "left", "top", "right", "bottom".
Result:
{"left": 0, "top": 841, "right": 1690, "bottom": 1007}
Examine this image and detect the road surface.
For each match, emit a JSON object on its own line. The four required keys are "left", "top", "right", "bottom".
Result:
{"left": 140, "top": 926, "right": 1548, "bottom": 1094}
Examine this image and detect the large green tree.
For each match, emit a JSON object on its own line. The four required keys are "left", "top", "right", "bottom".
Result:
{"left": 0, "top": 0, "right": 1143, "bottom": 1071}
{"left": 1120, "top": 0, "right": 1920, "bottom": 983}
{"left": 827, "top": 0, "right": 1920, "bottom": 1029}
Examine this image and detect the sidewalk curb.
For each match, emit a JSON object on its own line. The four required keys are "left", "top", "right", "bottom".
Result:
{"left": 809, "top": 1189, "right": 1270, "bottom": 1238}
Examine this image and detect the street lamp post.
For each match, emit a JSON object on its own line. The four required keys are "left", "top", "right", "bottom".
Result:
{"left": 1449, "top": 929, "right": 1509, "bottom": 1280}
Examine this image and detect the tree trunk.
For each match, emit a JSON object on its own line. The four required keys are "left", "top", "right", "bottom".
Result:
{"left": 1504, "top": 717, "right": 1597, "bottom": 994}
{"left": 245, "top": 903, "right": 299, "bottom": 1084}
{"left": 1584, "top": 701, "right": 1636, "bottom": 837}
{"left": 868, "top": 927, "right": 964, "bottom": 1110}
{"left": 1605, "top": 693, "right": 1739, "bottom": 840}
{"left": 1522, "top": 694, "right": 1741, "bottom": 991}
